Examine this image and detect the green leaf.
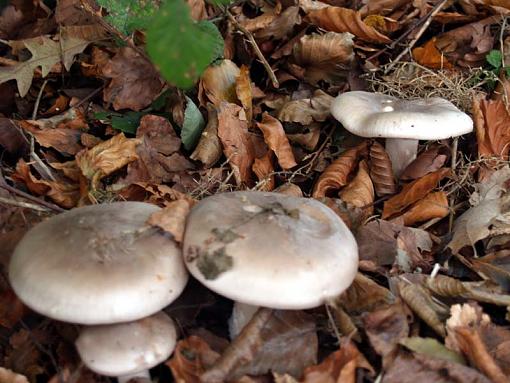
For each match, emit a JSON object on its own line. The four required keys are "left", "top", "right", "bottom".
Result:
{"left": 96, "top": 0, "right": 159, "bottom": 34}
{"left": 207, "top": 0, "right": 233, "bottom": 6}
{"left": 146, "top": 0, "right": 224, "bottom": 88}
{"left": 94, "top": 111, "right": 145, "bottom": 134}
{"left": 486, "top": 50, "right": 503, "bottom": 69}
{"left": 181, "top": 96, "right": 206, "bottom": 150}
{"left": 400, "top": 337, "right": 466, "bottom": 365}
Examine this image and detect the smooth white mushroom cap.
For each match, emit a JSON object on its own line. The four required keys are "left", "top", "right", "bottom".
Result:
{"left": 9, "top": 202, "right": 188, "bottom": 325}
{"left": 330, "top": 91, "right": 473, "bottom": 140}
{"left": 183, "top": 191, "right": 358, "bottom": 309}
{"left": 76, "top": 311, "right": 176, "bottom": 377}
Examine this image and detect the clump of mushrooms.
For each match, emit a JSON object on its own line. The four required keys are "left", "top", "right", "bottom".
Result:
{"left": 182, "top": 191, "right": 359, "bottom": 338}
{"left": 9, "top": 202, "right": 188, "bottom": 381}
{"left": 330, "top": 91, "right": 473, "bottom": 177}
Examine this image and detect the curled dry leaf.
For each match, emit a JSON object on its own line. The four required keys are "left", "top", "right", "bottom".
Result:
{"left": 398, "top": 191, "right": 449, "bottom": 226}
{"left": 473, "top": 95, "right": 510, "bottom": 159}
{"left": 217, "top": 102, "right": 255, "bottom": 186}
{"left": 102, "top": 47, "right": 164, "bottom": 111}
{"left": 253, "top": 151, "right": 275, "bottom": 191}
{"left": 412, "top": 38, "right": 454, "bottom": 70}
{"left": 305, "top": 6, "right": 392, "bottom": 44}
{"left": 75, "top": 133, "right": 140, "bottom": 190}
{"left": 339, "top": 160, "right": 374, "bottom": 219}
{"left": 369, "top": 141, "right": 397, "bottom": 196}
{"left": 292, "top": 32, "right": 354, "bottom": 85}
{"left": 400, "top": 145, "right": 448, "bottom": 181}
{"left": 256, "top": 113, "right": 297, "bottom": 170}
{"left": 191, "top": 104, "right": 223, "bottom": 168}
{"left": 312, "top": 141, "right": 368, "bottom": 198}
{"left": 236, "top": 65, "right": 253, "bottom": 122}
{"left": 147, "top": 199, "right": 192, "bottom": 243}
{"left": 199, "top": 59, "right": 240, "bottom": 107}
{"left": 277, "top": 90, "right": 333, "bottom": 125}
{"left": 382, "top": 168, "right": 450, "bottom": 219}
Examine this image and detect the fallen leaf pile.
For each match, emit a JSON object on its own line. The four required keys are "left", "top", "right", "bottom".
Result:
{"left": 2, "top": 0, "right": 510, "bottom": 382}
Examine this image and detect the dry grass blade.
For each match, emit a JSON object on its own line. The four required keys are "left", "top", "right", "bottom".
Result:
{"left": 399, "top": 191, "right": 449, "bottom": 226}
{"left": 382, "top": 168, "right": 450, "bottom": 219}
{"left": 312, "top": 141, "right": 368, "bottom": 198}
{"left": 369, "top": 141, "right": 397, "bottom": 196}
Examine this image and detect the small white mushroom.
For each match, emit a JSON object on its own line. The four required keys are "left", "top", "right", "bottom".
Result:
{"left": 330, "top": 91, "right": 473, "bottom": 177}
{"left": 76, "top": 311, "right": 177, "bottom": 383}
{"left": 8, "top": 202, "right": 189, "bottom": 325}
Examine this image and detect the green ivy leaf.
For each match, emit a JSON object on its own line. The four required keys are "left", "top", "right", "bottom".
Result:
{"left": 146, "top": 0, "right": 224, "bottom": 88}
{"left": 181, "top": 96, "right": 206, "bottom": 150}
{"left": 94, "top": 111, "right": 145, "bottom": 134}
{"left": 96, "top": 0, "right": 159, "bottom": 34}
{"left": 486, "top": 50, "right": 503, "bottom": 69}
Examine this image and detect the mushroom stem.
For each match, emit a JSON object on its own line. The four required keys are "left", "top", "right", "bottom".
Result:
{"left": 385, "top": 138, "right": 419, "bottom": 178}
{"left": 118, "top": 370, "right": 150, "bottom": 383}
{"left": 228, "top": 302, "right": 260, "bottom": 339}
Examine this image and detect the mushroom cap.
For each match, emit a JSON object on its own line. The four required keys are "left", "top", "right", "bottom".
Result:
{"left": 76, "top": 311, "right": 176, "bottom": 377}
{"left": 9, "top": 202, "right": 188, "bottom": 325}
{"left": 182, "top": 191, "right": 358, "bottom": 309}
{"left": 330, "top": 91, "right": 473, "bottom": 140}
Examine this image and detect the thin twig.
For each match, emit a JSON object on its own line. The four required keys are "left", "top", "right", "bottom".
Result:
{"left": 73, "top": 85, "right": 105, "bottom": 109}
{"left": 0, "top": 196, "right": 52, "bottom": 212}
{"left": 384, "top": 0, "right": 450, "bottom": 74}
{"left": 32, "top": 79, "right": 49, "bottom": 120}
{"left": 0, "top": 182, "right": 64, "bottom": 212}
{"left": 448, "top": 137, "right": 458, "bottom": 233}
{"left": 226, "top": 11, "right": 279, "bottom": 88}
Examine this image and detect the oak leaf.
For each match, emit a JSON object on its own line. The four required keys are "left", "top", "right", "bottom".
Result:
{"left": 305, "top": 6, "right": 391, "bottom": 44}
{"left": 399, "top": 191, "right": 449, "bottom": 226}
{"left": 256, "top": 113, "right": 297, "bottom": 170}
{"left": 382, "top": 168, "right": 450, "bottom": 219}
{"left": 369, "top": 141, "right": 397, "bottom": 196}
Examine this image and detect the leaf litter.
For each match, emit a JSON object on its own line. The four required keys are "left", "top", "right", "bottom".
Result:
{"left": 3, "top": 1, "right": 510, "bottom": 382}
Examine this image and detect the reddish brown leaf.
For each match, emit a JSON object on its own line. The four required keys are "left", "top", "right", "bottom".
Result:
{"left": 18, "top": 120, "right": 83, "bottom": 155}
{"left": 217, "top": 102, "right": 255, "bottom": 186}
{"left": 199, "top": 59, "right": 240, "bottom": 107}
{"left": 399, "top": 191, "right": 449, "bottom": 226}
{"left": 400, "top": 145, "right": 448, "bottom": 181}
{"left": 382, "top": 168, "right": 450, "bottom": 219}
{"left": 256, "top": 113, "right": 297, "bottom": 170}
{"left": 473, "top": 96, "right": 510, "bottom": 159}
{"left": 412, "top": 38, "right": 454, "bottom": 70}
{"left": 369, "top": 141, "right": 397, "bottom": 196}
{"left": 312, "top": 141, "right": 368, "bottom": 198}
{"left": 305, "top": 7, "right": 391, "bottom": 44}
{"left": 102, "top": 47, "right": 164, "bottom": 111}
{"left": 253, "top": 152, "right": 275, "bottom": 191}
{"left": 236, "top": 65, "right": 253, "bottom": 122}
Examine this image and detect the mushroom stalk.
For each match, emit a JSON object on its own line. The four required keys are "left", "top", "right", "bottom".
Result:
{"left": 228, "top": 302, "right": 260, "bottom": 339}
{"left": 385, "top": 138, "right": 419, "bottom": 178}
{"left": 118, "top": 370, "right": 150, "bottom": 383}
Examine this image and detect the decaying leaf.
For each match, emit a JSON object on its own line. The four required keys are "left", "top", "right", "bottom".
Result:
{"left": 369, "top": 141, "right": 397, "bottom": 196}
{"left": 217, "top": 102, "right": 255, "bottom": 186}
{"left": 147, "top": 199, "right": 192, "bottom": 243}
{"left": 305, "top": 6, "right": 392, "bottom": 44}
{"left": 382, "top": 168, "right": 450, "bottom": 219}
{"left": 312, "top": 141, "right": 368, "bottom": 198}
{"left": 256, "top": 113, "right": 297, "bottom": 170}
{"left": 199, "top": 59, "right": 240, "bottom": 106}
{"left": 277, "top": 90, "right": 334, "bottom": 125}
{"left": 398, "top": 191, "right": 449, "bottom": 226}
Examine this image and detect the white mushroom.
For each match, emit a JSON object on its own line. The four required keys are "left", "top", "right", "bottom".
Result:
{"left": 330, "top": 91, "right": 473, "bottom": 177}
{"left": 8, "top": 202, "right": 189, "bottom": 325}
{"left": 182, "top": 191, "right": 358, "bottom": 338}
{"left": 76, "top": 311, "right": 176, "bottom": 383}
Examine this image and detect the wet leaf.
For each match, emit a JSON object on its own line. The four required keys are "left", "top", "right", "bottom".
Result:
{"left": 369, "top": 141, "right": 397, "bottom": 196}
{"left": 256, "top": 113, "right": 297, "bottom": 170}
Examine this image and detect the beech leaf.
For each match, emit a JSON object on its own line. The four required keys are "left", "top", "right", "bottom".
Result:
{"left": 256, "top": 113, "right": 297, "bottom": 170}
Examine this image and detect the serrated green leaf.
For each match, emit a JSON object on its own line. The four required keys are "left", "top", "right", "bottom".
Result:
{"left": 181, "top": 96, "right": 205, "bottom": 150}
{"left": 146, "top": 0, "right": 224, "bottom": 88}
{"left": 96, "top": 0, "right": 159, "bottom": 34}
{"left": 400, "top": 337, "right": 466, "bottom": 365}
{"left": 486, "top": 50, "right": 503, "bottom": 69}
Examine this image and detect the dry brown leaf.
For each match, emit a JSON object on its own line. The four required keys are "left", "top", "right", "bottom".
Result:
{"left": 236, "top": 65, "right": 253, "bottom": 122}
{"left": 199, "top": 59, "right": 240, "bottom": 107}
{"left": 188, "top": 0, "right": 207, "bottom": 20}
{"left": 13, "top": 159, "right": 79, "bottom": 208}
{"left": 305, "top": 7, "right": 391, "bottom": 44}
{"left": 359, "top": 0, "right": 409, "bottom": 17}
{"left": 146, "top": 199, "right": 191, "bottom": 243}
{"left": 399, "top": 191, "right": 449, "bottom": 226}
{"left": 412, "top": 38, "right": 454, "bottom": 70}
{"left": 292, "top": 32, "right": 354, "bottom": 85}
{"left": 277, "top": 90, "right": 333, "bottom": 125}
{"left": 471, "top": 250, "right": 510, "bottom": 291}
{"left": 382, "top": 168, "right": 450, "bottom": 219}
{"left": 102, "top": 47, "right": 164, "bottom": 111}
{"left": 369, "top": 141, "right": 397, "bottom": 196}
{"left": 18, "top": 120, "right": 83, "bottom": 155}
{"left": 400, "top": 145, "right": 449, "bottom": 181}
{"left": 295, "top": 340, "right": 373, "bottom": 383}
{"left": 0, "top": 118, "right": 29, "bottom": 155}
{"left": 167, "top": 336, "right": 221, "bottom": 383}
{"left": 312, "top": 141, "right": 368, "bottom": 198}
{"left": 339, "top": 160, "right": 374, "bottom": 218}
{"left": 288, "top": 124, "right": 321, "bottom": 151}
{"left": 473, "top": 95, "right": 510, "bottom": 159}
{"left": 191, "top": 104, "right": 223, "bottom": 168}
{"left": 75, "top": 133, "right": 140, "bottom": 190}
{"left": 252, "top": 6, "right": 301, "bottom": 41}
{"left": 256, "top": 113, "right": 297, "bottom": 170}
{"left": 0, "top": 290, "right": 27, "bottom": 329}
{"left": 0, "top": 368, "right": 29, "bottom": 383}
{"left": 253, "top": 152, "right": 275, "bottom": 191}
{"left": 217, "top": 102, "right": 255, "bottom": 186}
